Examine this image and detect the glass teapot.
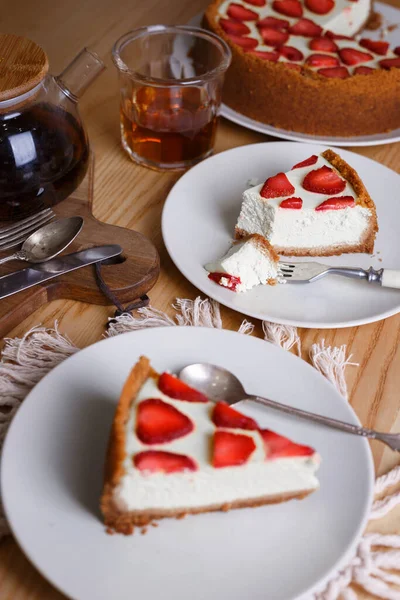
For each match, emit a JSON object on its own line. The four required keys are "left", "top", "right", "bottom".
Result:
{"left": 0, "top": 34, "right": 105, "bottom": 221}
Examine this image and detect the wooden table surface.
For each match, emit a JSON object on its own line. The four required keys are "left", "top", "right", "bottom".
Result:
{"left": 0, "top": 0, "right": 399, "bottom": 598}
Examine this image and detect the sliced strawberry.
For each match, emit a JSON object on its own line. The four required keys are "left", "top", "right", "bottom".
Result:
{"left": 136, "top": 398, "right": 194, "bottom": 444}
{"left": 226, "top": 34, "right": 259, "bottom": 49}
{"left": 247, "top": 49, "right": 280, "bottom": 61}
{"left": 379, "top": 57, "right": 400, "bottom": 70}
{"left": 260, "top": 172, "right": 295, "bottom": 198}
{"left": 318, "top": 66, "right": 350, "bottom": 78}
{"left": 260, "top": 430, "right": 314, "bottom": 459}
{"left": 227, "top": 3, "right": 259, "bottom": 20}
{"left": 158, "top": 372, "right": 209, "bottom": 403}
{"left": 279, "top": 197, "right": 303, "bottom": 208}
{"left": 246, "top": 0, "right": 267, "bottom": 4}
{"left": 279, "top": 45, "right": 304, "bottom": 61}
{"left": 359, "top": 38, "right": 389, "bottom": 56}
{"left": 305, "top": 0, "right": 334, "bottom": 14}
{"left": 315, "top": 196, "right": 355, "bottom": 211}
{"left": 285, "top": 63, "right": 302, "bottom": 71}
{"left": 213, "top": 431, "right": 256, "bottom": 468}
{"left": 325, "top": 30, "right": 352, "bottom": 40}
{"left": 219, "top": 18, "right": 251, "bottom": 36}
{"left": 289, "top": 18, "right": 323, "bottom": 37}
{"left": 212, "top": 401, "right": 258, "bottom": 430}
{"left": 354, "top": 66, "right": 375, "bottom": 75}
{"left": 306, "top": 53, "right": 339, "bottom": 67}
{"left": 259, "top": 27, "right": 289, "bottom": 46}
{"left": 309, "top": 37, "right": 338, "bottom": 52}
{"left": 303, "top": 166, "right": 346, "bottom": 195}
{"left": 395, "top": 47, "right": 400, "bottom": 57}
{"left": 339, "top": 48, "right": 373, "bottom": 66}
{"left": 208, "top": 272, "right": 242, "bottom": 291}
{"left": 134, "top": 450, "right": 197, "bottom": 473}
{"left": 257, "top": 16, "right": 289, "bottom": 29}
{"left": 292, "top": 155, "right": 318, "bottom": 169}
{"left": 272, "top": 0, "right": 303, "bottom": 17}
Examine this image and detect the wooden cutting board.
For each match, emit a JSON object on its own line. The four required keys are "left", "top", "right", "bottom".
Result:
{"left": 0, "top": 157, "right": 160, "bottom": 337}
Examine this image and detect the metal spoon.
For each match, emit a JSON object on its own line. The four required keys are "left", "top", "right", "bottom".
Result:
{"left": 179, "top": 363, "right": 400, "bottom": 452}
{"left": 0, "top": 216, "right": 83, "bottom": 266}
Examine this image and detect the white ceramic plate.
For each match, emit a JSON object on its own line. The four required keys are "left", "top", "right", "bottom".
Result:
{"left": 218, "top": 2, "right": 400, "bottom": 147}
{"left": 2, "top": 327, "right": 374, "bottom": 600}
{"left": 162, "top": 141, "right": 400, "bottom": 328}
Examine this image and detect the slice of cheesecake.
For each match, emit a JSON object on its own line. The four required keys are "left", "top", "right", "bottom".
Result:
{"left": 235, "top": 149, "right": 378, "bottom": 257}
{"left": 101, "top": 356, "right": 320, "bottom": 534}
{"left": 205, "top": 233, "right": 280, "bottom": 292}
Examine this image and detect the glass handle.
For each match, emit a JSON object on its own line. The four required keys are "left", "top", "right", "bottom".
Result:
{"left": 56, "top": 48, "right": 106, "bottom": 101}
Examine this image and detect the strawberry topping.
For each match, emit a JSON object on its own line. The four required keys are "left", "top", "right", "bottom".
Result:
{"left": 257, "top": 16, "right": 290, "bottom": 29}
{"left": 395, "top": 47, "right": 400, "bottom": 57}
{"left": 227, "top": 3, "right": 259, "bottom": 20}
{"left": 315, "top": 196, "right": 356, "bottom": 211}
{"left": 260, "top": 172, "right": 295, "bottom": 198}
{"left": 247, "top": 50, "right": 280, "bottom": 61}
{"left": 245, "top": 0, "right": 267, "bottom": 4}
{"left": 303, "top": 166, "right": 346, "bottom": 195}
{"left": 213, "top": 431, "right": 256, "bottom": 468}
{"left": 325, "top": 30, "right": 352, "bottom": 40}
{"left": 279, "top": 45, "right": 304, "bottom": 61}
{"left": 212, "top": 401, "right": 258, "bottom": 430}
{"left": 208, "top": 272, "right": 242, "bottom": 291}
{"left": 354, "top": 66, "right": 374, "bottom": 75}
{"left": 279, "top": 197, "right": 303, "bottom": 209}
{"left": 318, "top": 66, "right": 350, "bottom": 78}
{"left": 305, "top": 0, "right": 334, "bottom": 14}
{"left": 309, "top": 37, "right": 338, "bottom": 52}
{"left": 226, "top": 35, "right": 259, "bottom": 49}
{"left": 158, "top": 372, "right": 209, "bottom": 403}
{"left": 306, "top": 53, "right": 339, "bottom": 67}
{"left": 292, "top": 155, "right": 318, "bottom": 169}
{"left": 339, "top": 48, "right": 373, "bottom": 66}
{"left": 260, "top": 430, "right": 314, "bottom": 459}
{"left": 259, "top": 27, "right": 289, "bottom": 47}
{"left": 379, "top": 57, "right": 400, "bottom": 70}
{"left": 272, "top": 0, "right": 303, "bottom": 17}
{"left": 219, "top": 18, "right": 251, "bottom": 36}
{"left": 289, "top": 18, "right": 323, "bottom": 37}
{"left": 359, "top": 38, "right": 389, "bottom": 56}
{"left": 134, "top": 450, "right": 197, "bottom": 473}
{"left": 136, "top": 398, "right": 194, "bottom": 444}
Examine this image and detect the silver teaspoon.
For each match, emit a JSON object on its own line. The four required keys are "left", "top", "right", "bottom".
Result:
{"left": 179, "top": 362, "right": 400, "bottom": 452}
{"left": 0, "top": 216, "right": 83, "bottom": 266}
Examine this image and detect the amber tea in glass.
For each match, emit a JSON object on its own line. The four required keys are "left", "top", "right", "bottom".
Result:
{"left": 113, "top": 26, "right": 231, "bottom": 171}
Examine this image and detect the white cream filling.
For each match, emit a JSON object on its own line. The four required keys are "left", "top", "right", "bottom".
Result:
{"left": 113, "top": 378, "right": 320, "bottom": 511}
{"left": 205, "top": 237, "right": 278, "bottom": 292}
{"left": 236, "top": 154, "right": 372, "bottom": 250}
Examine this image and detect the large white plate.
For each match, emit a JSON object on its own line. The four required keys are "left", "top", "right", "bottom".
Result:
{"left": 219, "top": 2, "right": 400, "bottom": 147}
{"left": 162, "top": 141, "right": 400, "bottom": 328}
{"left": 2, "top": 327, "right": 373, "bottom": 600}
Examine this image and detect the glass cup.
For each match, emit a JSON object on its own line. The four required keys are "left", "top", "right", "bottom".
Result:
{"left": 112, "top": 25, "right": 231, "bottom": 171}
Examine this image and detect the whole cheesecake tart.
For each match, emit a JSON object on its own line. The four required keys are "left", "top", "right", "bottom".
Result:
{"left": 204, "top": 0, "right": 400, "bottom": 136}
{"left": 101, "top": 356, "right": 320, "bottom": 533}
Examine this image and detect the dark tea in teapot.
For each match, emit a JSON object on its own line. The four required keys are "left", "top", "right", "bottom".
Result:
{"left": 0, "top": 103, "right": 89, "bottom": 221}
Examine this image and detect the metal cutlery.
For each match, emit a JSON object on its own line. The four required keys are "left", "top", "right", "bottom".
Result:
{"left": 279, "top": 261, "right": 400, "bottom": 289}
{"left": 0, "top": 208, "right": 56, "bottom": 252}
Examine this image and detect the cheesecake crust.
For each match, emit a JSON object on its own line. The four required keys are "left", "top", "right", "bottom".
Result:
{"left": 203, "top": 0, "right": 400, "bottom": 137}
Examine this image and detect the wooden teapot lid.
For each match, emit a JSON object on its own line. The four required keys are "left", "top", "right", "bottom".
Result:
{"left": 0, "top": 34, "right": 49, "bottom": 101}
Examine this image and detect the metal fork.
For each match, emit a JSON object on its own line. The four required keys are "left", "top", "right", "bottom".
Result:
{"left": 279, "top": 261, "right": 400, "bottom": 289}
{"left": 0, "top": 208, "right": 56, "bottom": 253}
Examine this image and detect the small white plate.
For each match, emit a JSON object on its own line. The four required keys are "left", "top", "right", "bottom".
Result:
{"left": 2, "top": 327, "right": 374, "bottom": 600}
{"left": 162, "top": 141, "right": 400, "bottom": 328}
{"left": 218, "top": 2, "right": 400, "bottom": 147}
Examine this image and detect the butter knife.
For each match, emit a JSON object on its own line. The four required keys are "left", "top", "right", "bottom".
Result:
{"left": 0, "top": 245, "right": 122, "bottom": 300}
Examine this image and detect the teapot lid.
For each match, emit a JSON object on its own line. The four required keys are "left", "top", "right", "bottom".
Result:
{"left": 0, "top": 34, "right": 49, "bottom": 101}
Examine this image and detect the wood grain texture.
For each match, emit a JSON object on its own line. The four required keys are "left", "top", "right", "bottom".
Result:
{"left": 0, "top": 34, "right": 48, "bottom": 100}
{"left": 0, "top": 0, "right": 399, "bottom": 599}
{"left": 0, "top": 158, "right": 160, "bottom": 337}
